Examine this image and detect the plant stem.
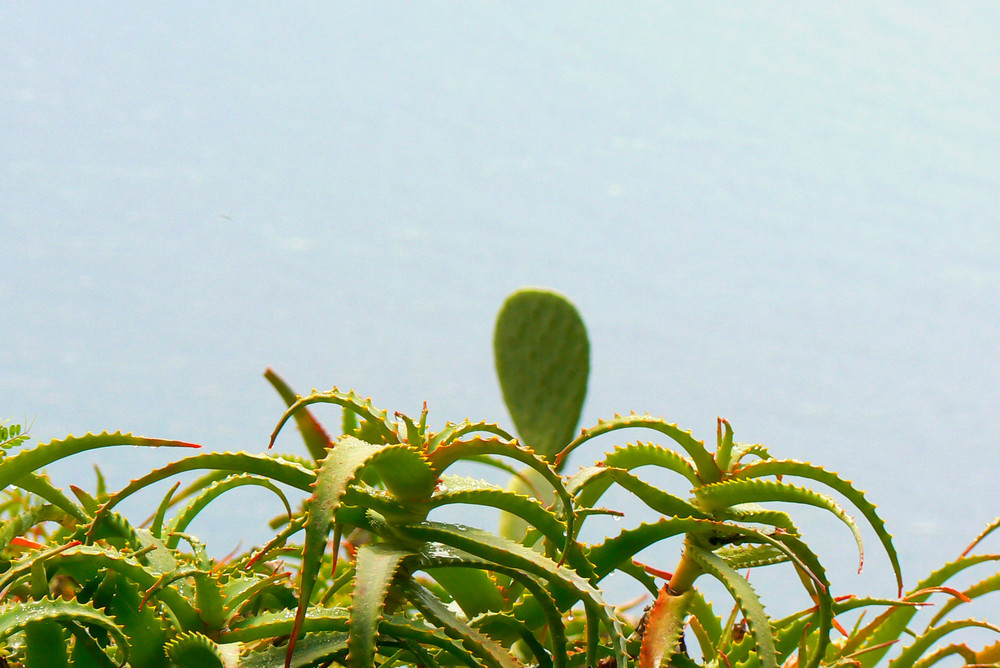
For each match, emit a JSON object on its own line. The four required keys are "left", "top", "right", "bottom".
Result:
{"left": 667, "top": 538, "right": 703, "bottom": 595}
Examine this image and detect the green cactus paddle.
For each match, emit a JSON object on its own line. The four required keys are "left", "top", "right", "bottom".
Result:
{"left": 494, "top": 288, "right": 590, "bottom": 467}
{"left": 494, "top": 288, "right": 589, "bottom": 541}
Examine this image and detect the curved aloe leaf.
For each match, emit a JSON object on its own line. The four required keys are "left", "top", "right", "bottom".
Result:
{"left": 856, "top": 553, "right": 1000, "bottom": 668}
{"left": 734, "top": 458, "right": 901, "bottom": 594}
{"left": 696, "top": 478, "right": 865, "bottom": 571}
{"left": 588, "top": 517, "right": 705, "bottom": 581}
{"left": 164, "top": 631, "right": 225, "bottom": 668}
{"left": 269, "top": 388, "right": 400, "bottom": 449}
{"left": 239, "top": 632, "right": 348, "bottom": 668}
{"left": 961, "top": 515, "right": 1000, "bottom": 557}
{"left": 13, "top": 472, "right": 90, "bottom": 523}
{"left": 589, "top": 517, "right": 817, "bottom": 588}
{"left": 164, "top": 474, "right": 293, "bottom": 550}
{"left": 0, "top": 503, "right": 66, "bottom": 552}
{"left": 891, "top": 619, "right": 1000, "bottom": 668}
{"left": 426, "top": 420, "right": 516, "bottom": 452}
{"left": 428, "top": 436, "right": 576, "bottom": 561}
{"left": 556, "top": 414, "right": 720, "bottom": 484}
{"left": 0, "top": 432, "right": 199, "bottom": 490}
{"left": 90, "top": 452, "right": 316, "bottom": 537}
{"left": 395, "top": 521, "right": 628, "bottom": 667}
{"left": 407, "top": 543, "right": 568, "bottom": 667}
{"left": 725, "top": 506, "right": 799, "bottom": 534}
{"left": 0, "top": 598, "right": 130, "bottom": 667}
{"left": 265, "top": 367, "right": 333, "bottom": 461}
{"left": 687, "top": 544, "right": 777, "bottom": 668}
{"left": 494, "top": 288, "right": 589, "bottom": 466}
{"left": 928, "top": 571, "right": 1000, "bottom": 626}
{"left": 422, "top": 475, "right": 566, "bottom": 546}
{"left": 577, "top": 467, "right": 707, "bottom": 520}
{"left": 287, "top": 437, "right": 435, "bottom": 666}
{"left": 600, "top": 442, "right": 700, "bottom": 489}
{"left": 347, "top": 544, "right": 409, "bottom": 668}
{"left": 402, "top": 579, "right": 520, "bottom": 668}
{"left": 221, "top": 607, "right": 478, "bottom": 664}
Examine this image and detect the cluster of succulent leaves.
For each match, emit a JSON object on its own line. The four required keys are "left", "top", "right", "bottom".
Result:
{"left": 2, "top": 289, "right": 999, "bottom": 667}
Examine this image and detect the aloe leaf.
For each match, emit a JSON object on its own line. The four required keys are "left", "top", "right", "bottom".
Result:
{"left": 600, "top": 442, "right": 701, "bottom": 490}
{"left": 589, "top": 516, "right": 814, "bottom": 591}
{"left": 855, "top": 554, "right": 1000, "bottom": 667}
{"left": 164, "top": 474, "right": 292, "bottom": 550}
{"left": 164, "top": 631, "right": 226, "bottom": 668}
{"left": 408, "top": 543, "right": 567, "bottom": 666}
{"left": 90, "top": 451, "right": 315, "bottom": 536}
{"left": 395, "top": 520, "right": 628, "bottom": 667}
{"left": 687, "top": 544, "right": 778, "bottom": 668}
{"left": 494, "top": 288, "right": 589, "bottom": 466}
{"left": 269, "top": 388, "right": 400, "bottom": 449}
{"left": 928, "top": 571, "right": 1000, "bottom": 626}
{"left": 0, "top": 504, "right": 65, "bottom": 551}
{"left": 265, "top": 367, "right": 334, "bottom": 461}
{"left": 426, "top": 421, "right": 516, "bottom": 452}
{"left": 223, "top": 571, "right": 294, "bottom": 622}
{"left": 473, "top": 613, "right": 554, "bottom": 668}
{"left": 735, "top": 443, "right": 774, "bottom": 467}
{"left": 715, "top": 544, "right": 789, "bottom": 570}
{"left": 688, "top": 588, "right": 723, "bottom": 654}
{"left": 402, "top": 579, "right": 521, "bottom": 668}
{"left": 85, "top": 568, "right": 171, "bottom": 667}
{"left": 423, "top": 475, "right": 566, "bottom": 546}
{"left": 556, "top": 414, "right": 721, "bottom": 484}
{"left": 597, "top": 467, "right": 707, "bottom": 519}
{"left": 716, "top": 418, "right": 736, "bottom": 473}
{"left": 725, "top": 506, "right": 799, "bottom": 534}
{"left": 13, "top": 472, "right": 90, "bottom": 523}
{"left": 0, "top": 598, "right": 130, "bottom": 667}
{"left": 909, "top": 643, "right": 978, "bottom": 668}
{"left": 397, "top": 410, "right": 424, "bottom": 448}
{"left": 588, "top": 517, "right": 705, "bottom": 581}
{"left": 961, "top": 515, "right": 1000, "bottom": 556}
{"left": 288, "top": 436, "right": 410, "bottom": 666}
{"left": 3, "top": 543, "right": 200, "bottom": 632}
{"left": 149, "top": 481, "right": 181, "bottom": 539}
{"left": 239, "top": 632, "right": 349, "bottom": 668}
{"left": 70, "top": 484, "right": 101, "bottom": 515}
{"left": 347, "top": 544, "right": 410, "bottom": 667}
{"left": 638, "top": 587, "right": 693, "bottom": 668}
{"left": 428, "top": 436, "right": 576, "bottom": 562}
{"left": 0, "top": 432, "right": 199, "bottom": 490}
{"left": 733, "top": 458, "right": 901, "bottom": 594}
{"left": 891, "top": 619, "right": 1000, "bottom": 668}
{"left": 770, "top": 532, "right": 833, "bottom": 668}
{"left": 696, "top": 478, "right": 865, "bottom": 571}
{"left": 65, "top": 619, "right": 119, "bottom": 668}
{"left": 222, "top": 607, "right": 476, "bottom": 664}
{"left": 25, "top": 619, "right": 70, "bottom": 668}
{"left": 191, "top": 572, "right": 226, "bottom": 631}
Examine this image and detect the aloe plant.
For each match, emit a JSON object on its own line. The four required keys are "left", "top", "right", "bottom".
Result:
{"left": 1, "top": 288, "right": 999, "bottom": 667}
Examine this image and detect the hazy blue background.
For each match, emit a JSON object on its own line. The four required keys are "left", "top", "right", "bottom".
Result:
{"left": 3, "top": 4, "right": 999, "bottom": 623}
